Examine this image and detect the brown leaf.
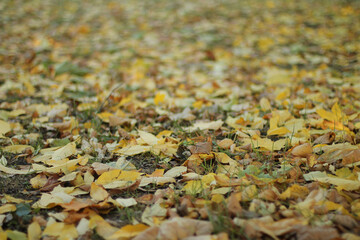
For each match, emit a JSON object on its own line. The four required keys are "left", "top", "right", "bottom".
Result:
{"left": 109, "top": 115, "right": 132, "bottom": 127}
{"left": 217, "top": 138, "right": 234, "bottom": 149}
{"left": 40, "top": 175, "right": 60, "bottom": 192}
{"left": 91, "top": 162, "right": 115, "bottom": 175}
{"left": 292, "top": 143, "right": 312, "bottom": 157}
{"left": 134, "top": 217, "right": 213, "bottom": 240}
{"left": 227, "top": 193, "right": 242, "bottom": 216}
{"left": 293, "top": 225, "right": 340, "bottom": 240}
{"left": 59, "top": 198, "right": 94, "bottom": 211}
{"left": 313, "top": 132, "right": 335, "bottom": 145}
{"left": 188, "top": 142, "right": 212, "bottom": 154}
{"left": 342, "top": 149, "right": 360, "bottom": 165}
{"left": 331, "top": 214, "right": 359, "bottom": 229}
{"left": 133, "top": 226, "right": 160, "bottom": 240}
{"left": 259, "top": 188, "right": 279, "bottom": 201}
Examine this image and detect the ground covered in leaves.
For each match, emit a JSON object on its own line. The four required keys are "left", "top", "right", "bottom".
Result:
{"left": 1, "top": 0, "right": 360, "bottom": 239}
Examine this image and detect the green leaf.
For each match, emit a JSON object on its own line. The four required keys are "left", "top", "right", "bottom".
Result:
{"left": 55, "top": 62, "right": 92, "bottom": 76}
{"left": 16, "top": 203, "right": 31, "bottom": 217}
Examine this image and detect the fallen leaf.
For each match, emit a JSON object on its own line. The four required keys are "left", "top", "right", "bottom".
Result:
{"left": 0, "top": 120, "right": 11, "bottom": 138}
{"left": 134, "top": 217, "right": 213, "bottom": 240}
{"left": 90, "top": 183, "right": 109, "bottom": 202}
{"left": 27, "top": 221, "right": 42, "bottom": 240}
{"left": 0, "top": 204, "right": 16, "bottom": 214}
{"left": 186, "top": 120, "right": 223, "bottom": 132}
{"left": 115, "top": 197, "right": 137, "bottom": 208}
{"left": 52, "top": 142, "right": 77, "bottom": 160}
{"left": 109, "top": 224, "right": 149, "bottom": 239}
{"left": 291, "top": 143, "right": 312, "bottom": 157}
{"left": 2, "top": 145, "right": 34, "bottom": 154}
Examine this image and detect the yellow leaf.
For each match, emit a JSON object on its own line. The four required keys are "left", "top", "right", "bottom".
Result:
{"left": 42, "top": 222, "right": 78, "bottom": 240}
{"left": 96, "top": 112, "right": 113, "bottom": 123}
{"left": 89, "top": 215, "right": 119, "bottom": 239}
{"left": 280, "top": 184, "right": 309, "bottom": 200}
{"left": 211, "top": 194, "right": 225, "bottom": 204}
{"left": 90, "top": 183, "right": 109, "bottom": 202}
{"left": 148, "top": 169, "right": 164, "bottom": 178}
{"left": 192, "top": 100, "right": 204, "bottom": 109}
{"left": 318, "top": 200, "right": 349, "bottom": 215}
{"left": 156, "top": 130, "right": 172, "bottom": 138}
{"left": 115, "top": 198, "right": 137, "bottom": 208}
{"left": 28, "top": 221, "right": 41, "bottom": 240}
{"left": 4, "top": 195, "right": 32, "bottom": 204}
{"left": 331, "top": 102, "right": 347, "bottom": 123}
{"left": 275, "top": 88, "right": 290, "bottom": 101}
{"left": 322, "top": 120, "right": 350, "bottom": 132}
{"left": 116, "top": 145, "right": 151, "bottom": 156}
{"left": 214, "top": 152, "right": 237, "bottom": 165}
{"left": 0, "top": 163, "right": 34, "bottom": 175}
{"left": 103, "top": 180, "right": 133, "bottom": 189}
{"left": 2, "top": 145, "right": 34, "bottom": 154}
{"left": 316, "top": 108, "right": 337, "bottom": 122}
{"left": 211, "top": 187, "right": 232, "bottom": 195}
{"left": 183, "top": 180, "right": 204, "bottom": 195}
{"left": 0, "top": 204, "right": 16, "bottom": 214}
{"left": 118, "top": 170, "right": 141, "bottom": 181}
{"left": 304, "top": 171, "right": 360, "bottom": 191}
{"left": 269, "top": 115, "right": 279, "bottom": 130}
{"left": 77, "top": 102, "right": 97, "bottom": 111}
{"left": 32, "top": 159, "right": 80, "bottom": 174}
{"left": 0, "top": 120, "right": 11, "bottom": 138}
{"left": 244, "top": 138, "right": 286, "bottom": 151}
{"left": 154, "top": 92, "right": 165, "bottom": 105}
{"left": 241, "top": 185, "right": 258, "bottom": 201}
{"left": 202, "top": 173, "right": 216, "bottom": 186}
{"left": 217, "top": 138, "right": 234, "bottom": 149}
{"left": 267, "top": 127, "right": 290, "bottom": 136}
{"left": 138, "top": 130, "right": 158, "bottom": 145}
{"left": 186, "top": 120, "right": 223, "bottom": 132}
{"left": 0, "top": 232, "right": 7, "bottom": 240}
{"left": 109, "top": 224, "right": 149, "bottom": 239}
{"left": 96, "top": 169, "right": 121, "bottom": 185}
{"left": 260, "top": 98, "right": 271, "bottom": 111}
{"left": 140, "top": 176, "right": 175, "bottom": 187}
{"left": 164, "top": 166, "right": 187, "bottom": 178}
{"left": 52, "top": 142, "right": 77, "bottom": 161}
{"left": 30, "top": 174, "right": 48, "bottom": 189}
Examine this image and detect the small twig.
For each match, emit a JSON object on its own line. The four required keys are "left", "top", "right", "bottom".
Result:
{"left": 96, "top": 83, "right": 125, "bottom": 113}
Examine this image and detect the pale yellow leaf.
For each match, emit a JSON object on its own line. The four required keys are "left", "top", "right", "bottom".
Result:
{"left": 28, "top": 221, "right": 41, "bottom": 240}
{"left": 164, "top": 166, "right": 187, "bottom": 178}
{"left": 138, "top": 130, "right": 159, "bottom": 146}
{"left": 90, "top": 183, "right": 109, "bottom": 202}
{"left": 304, "top": 171, "right": 360, "bottom": 191}
{"left": 2, "top": 145, "right": 34, "bottom": 154}
{"left": 186, "top": 120, "right": 223, "bottom": 132}
{"left": 0, "top": 120, "right": 11, "bottom": 138}
{"left": 140, "top": 176, "right": 175, "bottom": 187}
{"left": 109, "top": 224, "right": 149, "bottom": 239}
{"left": 116, "top": 145, "right": 151, "bottom": 156}
{"left": 115, "top": 198, "right": 137, "bottom": 208}
{"left": 52, "top": 142, "right": 77, "bottom": 161}
{"left": 0, "top": 163, "right": 34, "bottom": 175}
{"left": 260, "top": 98, "right": 271, "bottom": 111}
{"left": 42, "top": 222, "right": 78, "bottom": 239}
{"left": 89, "top": 215, "right": 118, "bottom": 239}
{"left": 0, "top": 204, "right": 16, "bottom": 214}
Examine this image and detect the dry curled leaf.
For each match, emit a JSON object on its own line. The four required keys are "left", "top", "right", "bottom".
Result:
{"left": 188, "top": 142, "right": 212, "bottom": 154}
{"left": 292, "top": 143, "right": 312, "bottom": 157}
